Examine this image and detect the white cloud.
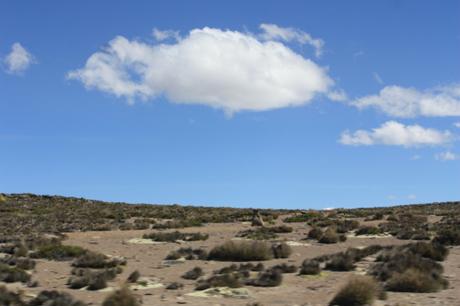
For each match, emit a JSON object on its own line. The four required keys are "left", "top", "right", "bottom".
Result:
{"left": 327, "top": 89, "right": 348, "bottom": 102}
{"left": 407, "top": 194, "right": 417, "bottom": 200}
{"left": 259, "top": 23, "right": 324, "bottom": 57}
{"left": 3, "top": 43, "right": 35, "bottom": 74}
{"left": 454, "top": 122, "right": 460, "bottom": 128}
{"left": 410, "top": 154, "right": 421, "bottom": 160}
{"left": 339, "top": 121, "right": 453, "bottom": 148}
{"left": 152, "top": 28, "right": 180, "bottom": 41}
{"left": 373, "top": 72, "right": 384, "bottom": 85}
{"left": 68, "top": 26, "right": 337, "bottom": 114}
{"left": 435, "top": 151, "right": 459, "bottom": 161}
{"left": 352, "top": 84, "right": 460, "bottom": 117}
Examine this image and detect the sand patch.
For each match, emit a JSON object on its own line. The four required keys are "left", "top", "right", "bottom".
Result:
{"left": 286, "top": 241, "right": 311, "bottom": 247}
{"left": 187, "top": 287, "right": 251, "bottom": 299}
{"left": 347, "top": 233, "right": 392, "bottom": 239}
{"left": 130, "top": 277, "right": 164, "bottom": 290}
{"left": 300, "top": 271, "right": 329, "bottom": 280}
{"left": 126, "top": 238, "right": 167, "bottom": 245}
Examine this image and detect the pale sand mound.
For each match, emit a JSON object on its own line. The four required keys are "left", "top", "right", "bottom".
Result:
{"left": 187, "top": 287, "right": 251, "bottom": 299}
{"left": 126, "top": 238, "right": 167, "bottom": 245}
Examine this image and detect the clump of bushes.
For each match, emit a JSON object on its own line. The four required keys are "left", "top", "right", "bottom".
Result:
{"left": 329, "top": 276, "right": 380, "bottom": 306}
{"left": 271, "top": 263, "right": 297, "bottom": 274}
{"left": 196, "top": 273, "right": 243, "bottom": 290}
{"left": 182, "top": 267, "right": 204, "bottom": 280}
{"left": 152, "top": 219, "right": 202, "bottom": 229}
{"left": 67, "top": 267, "right": 121, "bottom": 290}
{"left": 271, "top": 242, "right": 292, "bottom": 259}
{"left": 0, "top": 263, "right": 30, "bottom": 283}
{"left": 385, "top": 268, "right": 447, "bottom": 293}
{"left": 0, "top": 285, "right": 24, "bottom": 306}
{"left": 237, "top": 225, "right": 293, "bottom": 240}
{"left": 208, "top": 241, "right": 274, "bottom": 261}
{"left": 299, "top": 260, "right": 321, "bottom": 275}
{"left": 165, "top": 247, "right": 208, "bottom": 260}
{"left": 307, "top": 227, "right": 323, "bottom": 239}
{"left": 318, "top": 228, "right": 340, "bottom": 244}
{"left": 143, "top": 231, "right": 208, "bottom": 242}
{"left": 325, "top": 253, "right": 355, "bottom": 271}
{"left": 32, "top": 243, "right": 87, "bottom": 261}
{"left": 355, "top": 226, "right": 381, "bottom": 236}
{"left": 72, "top": 252, "right": 126, "bottom": 269}
{"left": 434, "top": 228, "right": 460, "bottom": 246}
{"left": 28, "top": 290, "right": 86, "bottom": 306}
{"left": 246, "top": 268, "right": 283, "bottom": 287}
{"left": 102, "top": 286, "right": 140, "bottom": 306}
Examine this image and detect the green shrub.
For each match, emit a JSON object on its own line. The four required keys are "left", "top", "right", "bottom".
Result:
{"left": 208, "top": 241, "right": 273, "bottom": 261}
{"left": 329, "top": 276, "right": 380, "bottom": 306}
{"left": 355, "top": 226, "right": 381, "bottom": 236}
{"left": 33, "top": 244, "right": 87, "bottom": 261}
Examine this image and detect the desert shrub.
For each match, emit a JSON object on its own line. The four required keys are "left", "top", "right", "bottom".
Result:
{"left": 102, "top": 286, "right": 140, "bottom": 306}
{"left": 143, "top": 231, "right": 208, "bottom": 242}
{"left": 386, "top": 214, "right": 398, "bottom": 221}
{"left": 335, "top": 220, "right": 360, "bottom": 233}
{"left": 339, "top": 234, "right": 347, "bottom": 242}
{"left": 283, "top": 212, "right": 320, "bottom": 223}
{"left": 127, "top": 270, "right": 140, "bottom": 283}
{"left": 307, "top": 227, "right": 323, "bottom": 239}
{"left": 196, "top": 273, "right": 243, "bottom": 290}
{"left": 271, "top": 242, "right": 292, "bottom": 259}
{"left": 182, "top": 267, "right": 203, "bottom": 280}
{"left": 0, "top": 285, "right": 24, "bottom": 306}
{"left": 68, "top": 268, "right": 119, "bottom": 290}
{"left": 165, "top": 247, "right": 207, "bottom": 260}
{"left": 410, "top": 230, "right": 430, "bottom": 240}
{"left": 385, "top": 268, "right": 448, "bottom": 292}
{"left": 355, "top": 226, "right": 381, "bottom": 236}
{"left": 72, "top": 252, "right": 125, "bottom": 269}
{"left": 405, "top": 242, "right": 448, "bottom": 261}
{"left": 237, "top": 228, "right": 277, "bottom": 240}
{"left": 28, "top": 290, "right": 86, "bottom": 306}
{"left": 299, "top": 259, "right": 321, "bottom": 275}
{"left": 246, "top": 268, "right": 282, "bottom": 287}
{"left": 1, "top": 256, "right": 36, "bottom": 270}
{"left": 32, "top": 243, "right": 87, "bottom": 261}
{"left": 0, "top": 264, "right": 30, "bottom": 283}
{"left": 271, "top": 263, "right": 297, "bottom": 273}
{"left": 325, "top": 253, "right": 355, "bottom": 271}
{"left": 319, "top": 228, "right": 339, "bottom": 244}
{"left": 208, "top": 241, "right": 273, "bottom": 261}
{"left": 166, "top": 282, "right": 183, "bottom": 290}
{"left": 329, "top": 276, "right": 380, "bottom": 306}
{"left": 433, "top": 228, "right": 460, "bottom": 245}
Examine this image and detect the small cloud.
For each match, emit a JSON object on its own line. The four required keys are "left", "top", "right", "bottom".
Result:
{"left": 323, "top": 207, "right": 335, "bottom": 211}
{"left": 407, "top": 194, "right": 417, "bottom": 200}
{"left": 435, "top": 151, "right": 459, "bottom": 161}
{"left": 152, "top": 28, "right": 180, "bottom": 41}
{"left": 327, "top": 89, "right": 348, "bottom": 102}
{"left": 339, "top": 121, "right": 453, "bottom": 148}
{"left": 373, "top": 72, "right": 384, "bottom": 85}
{"left": 410, "top": 154, "right": 421, "bottom": 160}
{"left": 351, "top": 84, "right": 460, "bottom": 117}
{"left": 3, "top": 42, "right": 35, "bottom": 74}
{"left": 259, "top": 23, "right": 324, "bottom": 57}
{"left": 454, "top": 122, "right": 460, "bottom": 128}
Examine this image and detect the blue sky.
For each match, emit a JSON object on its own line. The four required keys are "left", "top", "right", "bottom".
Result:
{"left": 1, "top": 1, "right": 459, "bottom": 209}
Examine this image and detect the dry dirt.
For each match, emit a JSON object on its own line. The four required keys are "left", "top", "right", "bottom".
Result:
{"left": 2, "top": 219, "right": 459, "bottom": 306}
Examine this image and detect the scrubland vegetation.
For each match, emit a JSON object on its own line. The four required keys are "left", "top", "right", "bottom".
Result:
{"left": 0, "top": 193, "right": 458, "bottom": 305}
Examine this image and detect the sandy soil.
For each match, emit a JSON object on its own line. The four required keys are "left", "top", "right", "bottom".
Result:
{"left": 2, "top": 219, "right": 459, "bottom": 306}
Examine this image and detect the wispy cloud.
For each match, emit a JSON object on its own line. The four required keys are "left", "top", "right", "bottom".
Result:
{"left": 373, "top": 72, "right": 384, "bottom": 85}
{"left": 352, "top": 84, "right": 460, "bottom": 117}
{"left": 339, "top": 121, "right": 453, "bottom": 148}
{"left": 3, "top": 43, "right": 35, "bottom": 74}
{"left": 435, "top": 151, "right": 459, "bottom": 161}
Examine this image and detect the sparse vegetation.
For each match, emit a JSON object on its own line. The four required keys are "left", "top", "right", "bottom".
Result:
{"left": 143, "top": 231, "right": 209, "bottom": 242}
{"left": 329, "top": 276, "right": 380, "bottom": 306}
{"left": 102, "top": 286, "right": 139, "bottom": 306}
{"left": 208, "top": 241, "right": 273, "bottom": 261}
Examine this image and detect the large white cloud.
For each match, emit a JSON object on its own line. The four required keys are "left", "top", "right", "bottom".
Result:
{"left": 339, "top": 121, "right": 453, "bottom": 147}
{"left": 3, "top": 43, "right": 35, "bottom": 74}
{"left": 352, "top": 84, "right": 460, "bottom": 117}
{"left": 68, "top": 25, "right": 336, "bottom": 114}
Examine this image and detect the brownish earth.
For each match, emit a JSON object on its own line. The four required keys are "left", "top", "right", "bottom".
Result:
{"left": 2, "top": 218, "right": 459, "bottom": 306}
